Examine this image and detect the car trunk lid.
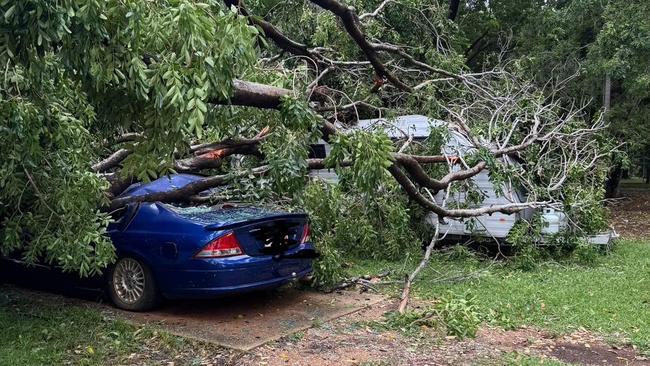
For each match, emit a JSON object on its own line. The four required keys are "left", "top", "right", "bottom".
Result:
{"left": 167, "top": 205, "right": 308, "bottom": 257}
{"left": 231, "top": 217, "right": 306, "bottom": 256}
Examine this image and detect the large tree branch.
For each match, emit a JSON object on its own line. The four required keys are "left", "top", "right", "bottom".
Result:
{"left": 107, "top": 154, "right": 546, "bottom": 217}
{"left": 465, "top": 30, "right": 488, "bottom": 58}
{"left": 92, "top": 149, "right": 131, "bottom": 173}
{"left": 225, "top": 0, "right": 323, "bottom": 63}
{"left": 107, "top": 158, "right": 344, "bottom": 210}
{"left": 465, "top": 31, "right": 489, "bottom": 65}
{"left": 447, "top": 0, "right": 460, "bottom": 21}
{"left": 102, "top": 65, "right": 595, "bottom": 222}
{"left": 394, "top": 155, "right": 487, "bottom": 192}
{"left": 309, "top": 0, "right": 412, "bottom": 91}
{"left": 107, "top": 170, "right": 257, "bottom": 211}
{"left": 227, "top": 79, "right": 291, "bottom": 109}
{"left": 176, "top": 132, "right": 269, "bottom": 172}
{"left": 110, "top": 132, "right": 142, "bottom": 145}
{"left": 175, "top": 144, "right": 262, "bottom": 172}
{"left": 190, "top": 135, "right": 267, "bottom": 155}
{"left": 388, "top": 164, "right": 550, "bottom": 218}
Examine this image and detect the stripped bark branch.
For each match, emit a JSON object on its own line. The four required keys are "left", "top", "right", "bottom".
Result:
{"left": 398, "top": 219, "right": 439, "bottom": 313}
{"left": 388, "top": 164, "right": 553, "bottom": 218}
{"left": 359, "top": 0, "right": 397, "bottom": 20}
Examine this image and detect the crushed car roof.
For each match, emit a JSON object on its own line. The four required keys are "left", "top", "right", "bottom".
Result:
{"left": 119, "top": 174, "right": 204, "bottom": 198}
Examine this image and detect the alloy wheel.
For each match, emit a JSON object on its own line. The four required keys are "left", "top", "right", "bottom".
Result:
{"left": 112, "top": 258, "right": 146, "bottom": 304}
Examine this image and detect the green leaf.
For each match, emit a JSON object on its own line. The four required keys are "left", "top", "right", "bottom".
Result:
{"left": 4, "top": 4, "right": 16, "bottom": 20}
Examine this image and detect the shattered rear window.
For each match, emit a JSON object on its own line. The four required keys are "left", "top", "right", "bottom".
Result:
{"left": 165, "top": 205, "right": 279, "bottom": 226}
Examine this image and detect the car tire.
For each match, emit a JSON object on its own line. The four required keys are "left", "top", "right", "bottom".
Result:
{"left": 107, "top": 257, "right": 160, "bottom": 311}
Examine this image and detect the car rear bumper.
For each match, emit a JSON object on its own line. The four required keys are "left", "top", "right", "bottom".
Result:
{"left": 155, "top": 243, "right": 316, "bottom": 299}
{"left": 159, "top": 264, "right": 312, "bottom": 299}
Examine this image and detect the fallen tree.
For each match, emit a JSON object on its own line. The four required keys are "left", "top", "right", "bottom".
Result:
{"left": 1, "top": 0, "right": 611, "bottom": 310}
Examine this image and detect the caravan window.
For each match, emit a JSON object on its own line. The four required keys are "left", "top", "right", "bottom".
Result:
{"left": 309, "top": 144, "right": 327, "bottom": 159}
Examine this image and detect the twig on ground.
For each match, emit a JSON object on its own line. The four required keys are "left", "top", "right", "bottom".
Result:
{"left": 398, "top": 175, "right": 452, "bottom": 314}
{"left": 325, "top": 270, "right": 391, "bottom": 293}
{"left": 409, "top": 310, "right": 438, "bottom": 327}
{"left": 398, "top": 220, "right": 439, "bottom": 313}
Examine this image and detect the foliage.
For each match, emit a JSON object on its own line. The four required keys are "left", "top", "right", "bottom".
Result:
{"left": 326, "top": 130, "right": 394, "bottom": 194}
{"left": 507, "top": 210, "right": 607, "bottom": 271}
{"left": 308, "top": 232, "right": 347, "bottom": 287}
{"left": 1, "top": 0, "right": 635, "bottom": 273}
{"left": 377, "top": 291, "right": 480, "bottom": 339}
{"left": 0, "top": 63, "right": 115, "bottom": 275}
{"left": 458, "top": 0, "right": 649, "bottom": 180}
{"left": 436, "top": 291, "right": 481, "bottom": 339}
{"left": 299, "top": 180, "right": 422, "bottom": 285}
{"left": 443, "top": 245, "right": 478, "bottom": 263}
{"left": 588, "top": 0, "right": 650, "bottom": 157}
{"left": 0, "top": 0, "right": 260, "bottom": 274}
{"left": 262, "top": 96, "right": 321, "bottom": 195}
{"left": 377, "top": 308, "right": 438, "bottom": 336}
{"left": 571, "top": 242, "right": 601, "bottom": 265}
{"left": 490, "top": 353, "right": 571, "bottom": 366}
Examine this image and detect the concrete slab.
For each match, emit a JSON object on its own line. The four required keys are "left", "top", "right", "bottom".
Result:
{"left": 1, "top": 268, "right": 386, "bottom": 352}
{"left": 114, "top": 288, "right": 385, "bottom": 351}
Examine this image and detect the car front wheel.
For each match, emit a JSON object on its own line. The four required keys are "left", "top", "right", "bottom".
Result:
{"left": 107, "top": 257, "right": 160, "bottom": 311}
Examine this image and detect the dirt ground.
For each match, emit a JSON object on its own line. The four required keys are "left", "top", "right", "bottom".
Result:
{"left": 239, "top": 299, "right": 650, "bottom": 366}
{"left": 5, "top": 285, "right": 649, "bottom": 366}
{"left": 609, "top": 187, "right": 650, "bottom": 238}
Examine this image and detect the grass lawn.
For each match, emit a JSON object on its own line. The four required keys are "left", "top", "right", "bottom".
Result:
{"left": 349, "top": 238, "right": 650, "bottom": 351}
{"left": 0, "top": 289, "right": 232, "bottom": 366}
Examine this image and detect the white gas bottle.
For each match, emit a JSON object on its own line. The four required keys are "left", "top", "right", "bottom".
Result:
{"left": 541, "top": 208, "right": 561, "bottom": 234}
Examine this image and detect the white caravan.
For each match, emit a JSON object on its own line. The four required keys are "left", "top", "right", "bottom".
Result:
{"left": 309, "top": 115, "right": 617, "bottom": 245}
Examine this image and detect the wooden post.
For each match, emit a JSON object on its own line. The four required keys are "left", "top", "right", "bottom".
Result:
{"left": 603, "top": 73, "right": 611, "bottom": 114}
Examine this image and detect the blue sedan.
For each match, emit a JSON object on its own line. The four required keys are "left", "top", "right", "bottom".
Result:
{"left": 106, "top": 174, "right": 317, "bottom": 311}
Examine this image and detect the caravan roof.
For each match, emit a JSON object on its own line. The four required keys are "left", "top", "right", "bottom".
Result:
{"left": 350, "top": 115, "right": 473, "bottom": 152}
{"left": 354, "top": 115, "right": 441, "bottom": 139}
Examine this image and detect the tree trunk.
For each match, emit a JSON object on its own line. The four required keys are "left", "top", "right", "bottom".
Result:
{"left": 603, "top": 74, "right": 621, "bottom": 197}
{"left": 603, "top": 73, "right": 611, "bottom": 113}
{"left": 448, "top": 0, "right": 460, "bottom": 21}
{"left": 622, "top": 169, "right": 629, "bottom": 179}
{"left": 605, "top": 163, "right": 622, "bottom": 198}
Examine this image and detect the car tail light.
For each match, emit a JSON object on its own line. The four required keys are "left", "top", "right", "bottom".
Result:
{"left": 195, "top": 232, "right": 243, "bottom": 258}
{"left": 300, "top": 223, "right": 311, "bottom": 244}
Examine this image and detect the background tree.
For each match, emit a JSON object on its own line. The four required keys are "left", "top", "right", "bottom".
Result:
{"left": 449, "top": 0, "right": 649, "bottom": 195}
